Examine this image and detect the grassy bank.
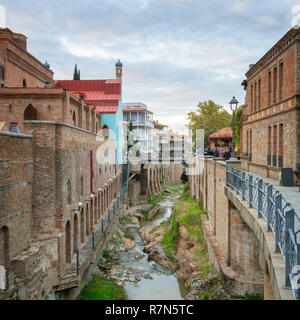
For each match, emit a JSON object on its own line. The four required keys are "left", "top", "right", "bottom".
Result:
{"left": 80, "top": 275, "right": 127, "bottom": 300}
{"left": 161, "top": 183, "right": 213, "bottom": 279}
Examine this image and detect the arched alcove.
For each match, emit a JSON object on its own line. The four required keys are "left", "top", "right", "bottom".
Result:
{"left": 65, "top": 221, "right": 71, "bottom": 264}
{"left": 24, "top": 104, "right": 37, "bottom": 121}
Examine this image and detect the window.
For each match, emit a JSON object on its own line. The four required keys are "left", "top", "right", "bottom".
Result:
{"left": 268, "top": 70, "right": 272, "bottom": 106}
{"left": 86, "top": 204, "right": 90, "bottom": 236}
{"left": 250, "top": 85, "right": 253, "bottom": 113}
{"left": 24, "top": 104, "right": 37, "bottom": 120}
{"left": 273, "top": 125, "right": 277, "bottom": 166}
{"left": 258, "top": 79, "right": 261, "bottom": 110}
{"left": 268, "top": 126, "right": 272, "bottom": 165}
{"left": 279, "top": 62, "right": 284, "bottom": 100}
{"left": 86, "top": 110, "right": 90, "bottom": 131}
{"left": 279, "top": 123, "right": 283, "bottom": 167}
{"left": 273, "top": 66, "right": 277, "bottom": 104}
{"left": 249, "top": 130, "right": 252, "bottom": 162}
{"left": 0, "top": 226, "right": 9, "bottom": 268}
{"left": 73, "top": 215, "right": 78, "bottom": 253}
{"left": 254, "top": 82, "right": 257, "bottom": 112}
{"left": 73, "top": 112, "right": 76, "bottom": 126}
{"left": 23, "top": 79, "right": 27, "bottom": 88}
{"left": 0, "top": 66, "right": 4, "bottom": 81}
{"left": 67, "top": 180, "right": 71, "bottom": 204}
{"left": 80, "top": 209, "right": 84, "bottom": 243}
{"left": 80, "top": 176, "right": 84, "bottom": 197}
{"left": 65, "top": 221, "right": 71, "bottom": 264}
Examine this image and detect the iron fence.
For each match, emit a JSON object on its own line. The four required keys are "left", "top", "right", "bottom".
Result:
{"left": 226, "top": 166, "right": 300, "bottom": 300}
{"left": 75, "top": 186, "right": 128, "bottom": 276}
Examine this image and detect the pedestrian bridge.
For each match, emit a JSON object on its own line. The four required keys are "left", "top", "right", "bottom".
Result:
{"left": 189, "top": 155, "right": 300, "bottom": 300}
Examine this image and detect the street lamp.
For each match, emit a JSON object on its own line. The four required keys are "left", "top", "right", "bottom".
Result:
{"left": 229, "top": 96, "right": 239, "bottom": 159}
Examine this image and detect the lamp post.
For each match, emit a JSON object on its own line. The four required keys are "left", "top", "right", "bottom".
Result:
{"left": 229, "top": 96, "right": 239, "bottom": 159}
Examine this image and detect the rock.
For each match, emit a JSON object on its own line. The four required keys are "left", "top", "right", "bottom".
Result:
{"left": 148, "top": 207, "right": 160, "bottom": 220}
{"left": 122, "top": 237, "right": 135, "bottom": 251}
{"left": 131, "top": 216, "right": 140, "bottom": 226}
{"left": 140, "top": 204, "right": 153, "bottom": 213}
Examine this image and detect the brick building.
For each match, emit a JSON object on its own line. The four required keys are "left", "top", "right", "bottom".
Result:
{"left": 241, "top": 27, "right": 300, "bottom": 181}
{"left": 0, "top": 28, "right": 124, "bottom": 299}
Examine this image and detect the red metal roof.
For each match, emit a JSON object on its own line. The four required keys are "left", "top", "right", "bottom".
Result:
{"left": 53, "top": 80, "right": 121, "bottom": 114}
{"left": 95, "top": 105, "right": 119, "bottom": 114}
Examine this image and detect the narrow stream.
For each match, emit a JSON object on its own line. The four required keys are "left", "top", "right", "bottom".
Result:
{"left": 119, "top": 192, "right": 187, "bottom": 300}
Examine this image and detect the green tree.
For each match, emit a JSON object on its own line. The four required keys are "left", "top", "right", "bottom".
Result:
{"left": 73, "top": 64, "right": 80, "bottom": 80}
{"left": 187, "top": 100, "right": 232, "bottom": 147}
{"left": 234, "top": 107, "right": 243, "bottom": 156}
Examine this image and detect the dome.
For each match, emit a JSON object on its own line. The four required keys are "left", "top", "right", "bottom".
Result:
{"left": 115, "top": 59, "right": 123, "bottom": 67}
{"left": 44, "top": 60, "right": 50, "bottom": 68}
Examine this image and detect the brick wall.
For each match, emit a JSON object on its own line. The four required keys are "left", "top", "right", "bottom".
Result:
{"left": 0, "top": 132, "right": 33, "bottom": 264}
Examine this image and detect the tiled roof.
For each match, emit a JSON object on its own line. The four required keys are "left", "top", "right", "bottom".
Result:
{"left": 209, "top": 127, "right": 232, "bottom": 139}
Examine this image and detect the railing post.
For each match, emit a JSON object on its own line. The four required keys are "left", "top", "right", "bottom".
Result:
{"left": 235, "top": 169, "right": 239, "bottom": 195}
{"left": 249, "top": 175, "right": 253, "bottom": 208}
{"left": 258, "top": 179, "right": 263, "bottom": 218}
{"left": 267, "top": 185, "right": 273, "bottom": 232}
{"left": 230, "top": 167, "right": 234, "bottom": 190}
{"left": 285, "top": 209, "right": 295, "bottom": 288}
{"left": 242, "top": 171, "right": 245, "bottom": 201}
{"left": 274, "top": 194, "right": 282, "bottom": 252}
{"left": 76, "top": 249, "right": 80, "bottom": 276}
{"left": 92, "top": 232, "right": 95, "bottom": 250}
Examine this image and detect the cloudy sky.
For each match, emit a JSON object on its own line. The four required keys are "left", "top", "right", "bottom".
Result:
{"left": 1, "top": 0, "right": 299, "bottom": 132}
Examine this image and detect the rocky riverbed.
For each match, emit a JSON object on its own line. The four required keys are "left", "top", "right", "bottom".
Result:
{"left": 90, "top": 185, "right": 234, "bottom": 300}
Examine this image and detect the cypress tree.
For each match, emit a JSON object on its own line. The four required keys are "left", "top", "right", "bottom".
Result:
{"left": 73, "top": 64, "right": 78, "bottom": 80}
{"left": 78, "top": 69, "right": 81, "bottom": 80}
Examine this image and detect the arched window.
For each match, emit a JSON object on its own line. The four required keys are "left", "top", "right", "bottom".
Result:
{"left": 23, "top": 79, "right": 27, "bottom": 88}
{"left": 80, "top": 209, "right": 84, "bottom": 243}
{"left": 73, "top": 112, "right": 76, "bottom": 126}
{"left": 80, "top": 176, "right": 84, "bottom": 197}
{"left": 24, "top": 104, "right": 37, "bottom": 121}
{"left": 102, "top": 125, "right": 109, "bottom": 139}
{"left": 0, "top": 226, "right": 9, "bottom": 268}
{"left": 65, "top": 221, "right": 71, "bottom": 264}
{"left": 0, "top": 66, "right": 4, "bottom": 81}
{"left": 90, "top": 199, "right": 94, "bottom": 230}
{"left": 73, "top": 215, "right": 78, "bottom": 253}
{"left": 67, "top": 180, "right": 71, "bottom": 204}
{"left": 86, "top": 204, "right": 89, "bottom": 236}
{"left": 94, "top": 198, "right": 97, "bottom": 223}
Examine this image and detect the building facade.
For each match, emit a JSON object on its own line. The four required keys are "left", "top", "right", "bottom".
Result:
{"left": 123, "top": 102, "right": 157, "bottom": 162}
{"left": 0, "top": 28, "right": 124, "bottom": 299}
{"left": 241, "top": 27, "right": 300, "bottom": 181}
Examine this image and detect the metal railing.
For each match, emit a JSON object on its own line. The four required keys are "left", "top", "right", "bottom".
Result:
{"left": 75, "top": 186, "right": 127, "bottom": 276}
{"left": 226, "top": 166, "right": 300, "bottom": 300}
